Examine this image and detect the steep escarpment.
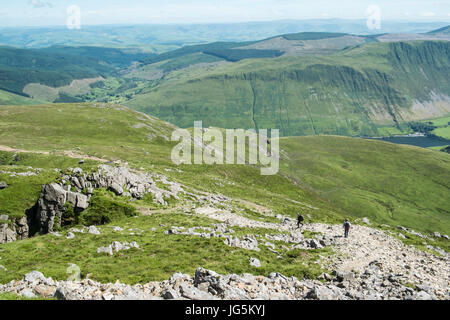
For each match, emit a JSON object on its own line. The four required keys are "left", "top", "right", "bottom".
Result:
{"left": 128, "top": 41, "right": 450, "bottom": 137}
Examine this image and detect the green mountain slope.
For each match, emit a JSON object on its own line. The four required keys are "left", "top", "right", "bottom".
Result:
{"left": 0, "top": 46, "right": 112, "bottom": 96}
{"left": 0, "top": 89, "right": 45, "bottom": 105}
{"left": 126, "top": 41, "right": 450, "bottom": 137}
{"left": 38, "top": 46, "right": 155, "bottom": 68}
{"left": 280, "top": 136, "right": 450, "bottom": 233}
{"left": 0, "top": 103, "right": 448, "bottom": 234}
{"left": 0, "top": 46, "right": 155, "bottom": 100}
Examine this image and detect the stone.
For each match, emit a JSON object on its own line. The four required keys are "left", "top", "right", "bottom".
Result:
{"left": 249, "top": 257, "right": 262, "bottom": 268}
{"left": 362, "top": 217, "right": 371, "bottom": 225}
{"left": 54, "top": 286, "right": 68, "bottom": 300}
{"left": 180, "top": 284, "right": 215, "bottom": 300}
{"left": 0, "top": 214, "right": 8, "bottom": 221}
{"left": 412, "top": 291, "right": 434, "bottom": 300}
{"left": 308, "top": 239, "right": 321, "bottom": 249}
{"left": 162, "top": 289, "right": 179, "bottom": 300}
{"left": 109, "top": 182, "right": 124, "bottom": 196}
{"left": 66, "top": 192, "right": 78, "bottom": 207}
{"left": 24, "top": 271, "right": 46, "bottom": 284}
{"left": 97, "top": 246, "right": 113, "bottom": 256}
{"left": 17, "top": 216, "right": 27, "bottom": 227}
{"left": 415, "top": 284, "right": 432, "bottom": 293}
{"left": 31, "top": 183, "right": 67, "bottom": 234}
{"left": 307, "top": 286, "right": 341, "bottom": 300}
{"left": 0, "top": 182, "right": 7, "bottom": 189}
{"left": 88, "top": 226, "right": 101, "bottom": 235}
{"left": 334, "top": 270, "right": 355, "bottom": 283}
{"left": 20, "top": 288, "right": 36, "bottom": 299}
{"left": 76, "top": 194, "right": 89, "bottom": 210}
{"left": 66, "top": 232, "right": 75, "bottom": 239}
{"left": 0, "top": 223, "right": 17, "bottom": 244}
{"left": 224, "top": 235, "right": 260, "bottom": 251}
{"left": 34, "top": 284, "right": 56, "bottom": 297}
{"left": 97, "top": 241, "right": 139, "bottom": 256}
{"left": 318, "top": 273, "right": 333, "bottom": 281}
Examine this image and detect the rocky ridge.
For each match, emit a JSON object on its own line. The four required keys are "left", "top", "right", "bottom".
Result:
{"left": 1, "top": 164, "right": 189, "bottom": 243}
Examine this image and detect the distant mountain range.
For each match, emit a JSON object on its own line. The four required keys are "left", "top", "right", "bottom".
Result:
{"left": 0, "top": 24, "right": 449, "bottom": 138}
{"left": 125, "top": 29, "right": 450, "bottom": 137}
{"left": 0, "top": 19, "right": 448, "bottom": 50}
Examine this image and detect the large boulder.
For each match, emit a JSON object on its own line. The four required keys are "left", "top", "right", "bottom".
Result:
{"left": 33, "top": 183, "right": 67, "bottom": 234}
{"left": 0, "top": 223, "right": 17, "bottom": 244}
{"left": 28, "top": 183, "right": 90, "bottom": 236}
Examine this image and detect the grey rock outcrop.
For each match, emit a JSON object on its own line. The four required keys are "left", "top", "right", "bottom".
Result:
{"left": 224, "top": 235, "right": 260, "bottom": 251}
{"left": 97, "top": 241, "right": 140, "bottom": 256}
{"left": 0, "top": 216, "right": 29, "bottom": 244}
{"left": 25, "top": 164, "right": 187, "bottom": 237}
{"left": 33, "top": 183, "right": 68, "bottom": 234}
{"left": 0, "top": 223, "right": 17, "bottom": 243}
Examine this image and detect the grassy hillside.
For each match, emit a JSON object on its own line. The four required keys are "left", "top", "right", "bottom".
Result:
{"left": 38, "top": 46, "right": 155, "bottom": 68}
{"left": 0, "top": 89, "right": 45, "bottom": 105}
{"left": 0, "top": 46, "right": 155, "bottom": 102}
{"left": 126, "top": 41, "right": 450, "bottom": 137}
{"left": 280, "top": 136, "right": 450, "bottom": 233}
{"left": 0, "top": 103, "right": 448, "bottom": 235}
{"left": 0, "top": 103, "right": 448, "bottom": 287}
{"left": 0, "top": 46, "right": 111, "bottom": 96}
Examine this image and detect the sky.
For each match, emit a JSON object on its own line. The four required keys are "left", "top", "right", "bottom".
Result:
{"left": 0, "top": 0, "right": 449, "bottom": 27}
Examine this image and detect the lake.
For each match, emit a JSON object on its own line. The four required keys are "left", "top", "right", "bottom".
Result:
{"left": 368, "top": 136, "right": 450, "bottom": 148}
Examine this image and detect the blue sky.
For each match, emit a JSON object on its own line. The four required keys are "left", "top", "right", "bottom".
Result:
{"left": 0, "top": 0, "right": 449, "bottom": 27}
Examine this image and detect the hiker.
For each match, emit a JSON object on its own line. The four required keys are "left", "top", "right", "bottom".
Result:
{"left": 343, "top": 219, "right": 351, "bottom": 238}
{"left": 297, "top": 213, "right": 304, "bottom": 229}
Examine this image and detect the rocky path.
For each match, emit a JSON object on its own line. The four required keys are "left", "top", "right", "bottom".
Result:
{"left": 0, "top": 145, "right": 110, "bottom": 163}
{"left": 194, "top": 206, "right": 449, "bottom": 298}
{"left": 0, "top": 164, "right": 448, "bottom": 300}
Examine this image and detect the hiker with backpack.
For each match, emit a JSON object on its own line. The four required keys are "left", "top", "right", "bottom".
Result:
{"left": 297, "top": 213, "right": 304, "bottom": 229}
{"left": 343, "top": 219, "right": 351, "bottom": 238}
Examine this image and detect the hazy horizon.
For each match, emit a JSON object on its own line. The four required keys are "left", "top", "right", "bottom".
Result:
{"left": 0, "top": 0, "right": 449, "bottom": 27}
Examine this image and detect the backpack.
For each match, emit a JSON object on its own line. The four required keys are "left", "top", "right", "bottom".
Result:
{"left": 344, "top": 221, "right": 350, "bottom": 228}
